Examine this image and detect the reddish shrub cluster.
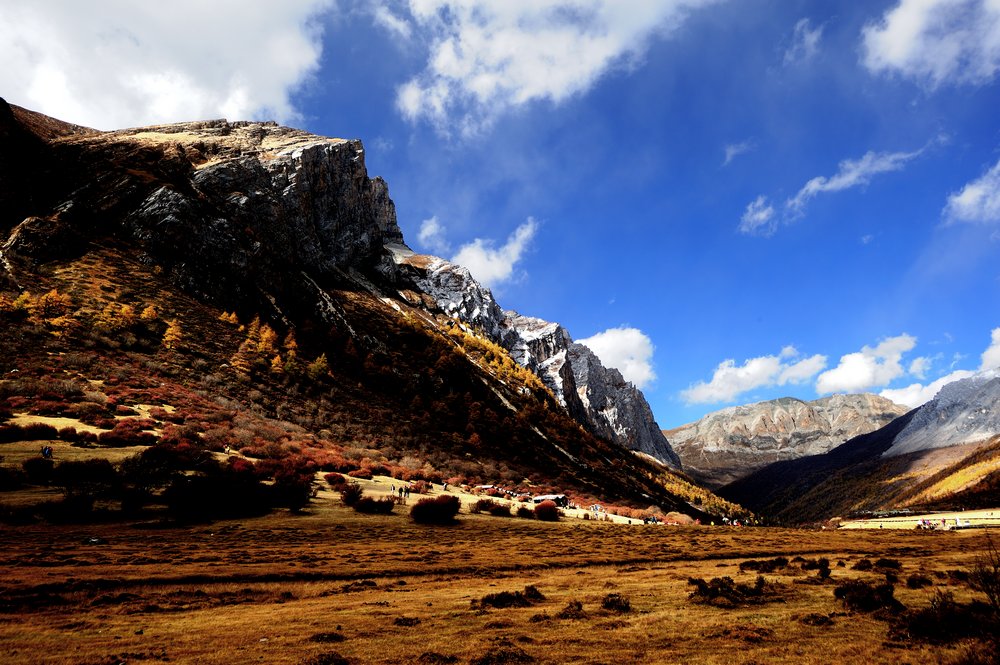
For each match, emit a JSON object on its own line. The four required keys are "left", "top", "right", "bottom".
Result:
{"left": 353, "top": 497, "right": 395, "bottom": 514}
{"left": 97, "top": 419, "right": 158, "bottom": 447}
{"left": 324, "top": 472, "right": 347, "bottom": 489}
{"left": 347, "top": 468, "right": 373, "bottom": 480}
{"left": 0, "top": 423, "right": 58, "bottom": 443}
{"left": 410, "top": 495, "right": 460, "bottom": 524}
{"left": 534, "top": 500, "right": 561, "bottom": 522}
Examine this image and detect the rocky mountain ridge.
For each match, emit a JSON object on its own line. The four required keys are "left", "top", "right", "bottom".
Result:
{"left": 667, "top": 393, "right": 909, "bottom": 487}
{"left": 381, "top": 244, "right": 681, "bottom": 467}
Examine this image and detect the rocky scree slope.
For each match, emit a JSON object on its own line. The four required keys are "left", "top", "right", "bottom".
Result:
{"left": 0, "top": 100, "right": 694, "bottom": 507}
{"left": 667, "top": 394, "right": 908, "bottom": 487}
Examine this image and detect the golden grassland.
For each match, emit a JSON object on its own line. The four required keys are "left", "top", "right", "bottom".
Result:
{"left": 1, "top": 492, "right": 997, "bottom": 664}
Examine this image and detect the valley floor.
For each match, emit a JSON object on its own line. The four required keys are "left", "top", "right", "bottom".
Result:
{"left": 838, "top": 508, "right": 1000, "bottom": 530}
{"left": 1, "top": 500, "right": 997, "bottom": 664}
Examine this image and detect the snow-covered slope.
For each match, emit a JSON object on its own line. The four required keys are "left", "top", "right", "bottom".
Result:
{"left": 884, "top": 369, "right": 1000, "bottom": 457}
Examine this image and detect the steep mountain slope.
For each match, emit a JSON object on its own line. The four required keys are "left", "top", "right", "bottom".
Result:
{"left": 0, "top": 100, "right": 722, "bottom": 517}
{"left": 382, "top": 246, "right": 680, "bottom": 467}
{"left": 721, "top": 370, "right": 1000, "bottom": 522}
{"left": 667, "top": 394, "right": 908, "bottom": 487}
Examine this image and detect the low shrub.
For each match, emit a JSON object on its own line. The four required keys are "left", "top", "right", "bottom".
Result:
{"left": 833, "top": 580, "right": 904, "bottom": 614}
{"left": 471, "top": 498, "right": 500, "bottom": 514}
{"left": 556, "top": 600, "right": 587, "bottom": 620}
{"left": 473, "top": 586, "right": 545, "bottom": 609}
{"left": 852, "top": 558, "right": 874, "bottom": 571}
{"left": 739, "top": 557, "right": 788, "bottom": 573}
{"left": 324, "top": 472, "right": 347, "bottom": 489}
{"left": 875, "top": 558, "right": 902, "bottom": 570}
{"left": 97, "top": 419, "right": 157, "bottom": 447}
{"left": 340, "top": 482, "right": 364, "bottom": 507}
{"left": 0, "top": 423, "right": 58, "bottom": 443}
{"left": 906, "top": 575, "right": 934, "bottom": 589}
{"left": 687, "top": 576, "right": 785, "bottom": 607}
{"left": 534, "top": 500, "right": 560, "bottom": 521}
{"left": 516, "top": 506, "right": 534, "bottom": 519}
{"left": 347, "top": 468, "right": 373, "bottom": 480}
{"left": 21, "top": 456, "right": 54, "bottom": 485}
{"left": 410, "top": 495, "right": 460, "bottom": 525}
{"left": 601, "top": 593, "right": 632, "bottom": 613}
{"left": 353, "top": 497, "right": 395, "bottom": 514}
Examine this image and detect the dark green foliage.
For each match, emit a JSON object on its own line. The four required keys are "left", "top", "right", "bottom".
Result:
{"left": 739, "top": 557, "right": 788, "bottom": 573}
{"left": 21, "top": 456, "right": 54, "bottom": 485}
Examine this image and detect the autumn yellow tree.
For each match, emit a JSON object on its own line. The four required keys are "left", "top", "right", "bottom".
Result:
{"left": 162, "top": 319, "right": 183, "bottom": 350}
{"left": 306, "top": 353, "right": 330, "bottom": 380}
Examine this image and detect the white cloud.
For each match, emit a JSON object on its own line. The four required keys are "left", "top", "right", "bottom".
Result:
{"left": 682, "top": 348, "right": 827, "bottom": 405}
{"left": 417, "top": 215, "right": 451, "bottom": 254}
{"left": 908, "top": 356, "right": 930, "bottom": 379}
{"left": 785, "top": 149, "right": 923, "bottom": 216}
{"left": 862, "top": 0, "right": 1000, "bottom": 88}
{"left": 879, "top": 327, "right": 1000, "bottom": 407}
{"left": 373, "top": 4, "right": 412, "bottom": 40}
{"left": 577, "top": 327, "right": 657, "bottom": 389}
{"left": 880, "top": 369, "right": 975, "bottom": 408}
{"left": 784, "top": 18, "right": 823, "bottom": 65}
{"left": 388, "top": 0, "right": 720, "bottom": 136}
{"left": 451, "top": 217, "right": 537, "bottom": 288}
{"left": 816, "top": 333, "right": 917, "bottom": 394}
{"left": 723, "top": 140, "right": 755, "bottom": 166}
{"left": 0, "top": 1, "right": 334, "bottom": 130}
{"left": 741, "top": 147, "right": 924, "bottom": 235}
{"left": 944, "top": 157, "right": 1000, "bottom": 224}
{"left": 982, "top": 327, "right": 1000, "bottom": 370}
{"left": 739, "top": 196, "right": 777, "bottom": 236}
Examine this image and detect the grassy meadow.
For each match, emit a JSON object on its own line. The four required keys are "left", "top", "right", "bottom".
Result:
{"left": 1, "top": 489, "right": 997, "bottom": 664}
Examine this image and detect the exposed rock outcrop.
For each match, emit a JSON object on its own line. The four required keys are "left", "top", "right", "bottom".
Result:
{"left": 667, "top": 394, "right": 909, "bottom": 487}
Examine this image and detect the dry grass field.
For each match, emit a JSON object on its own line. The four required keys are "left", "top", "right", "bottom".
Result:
{"left": 1, "top": 494, "right": 998, "bottom": 665}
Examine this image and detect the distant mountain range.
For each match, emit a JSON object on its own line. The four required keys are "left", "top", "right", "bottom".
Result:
{"left": 665, "top": 394, "right": 908, "bottom": 488}
{"left": 720, "top": 370, "right": 1000, "bottom": 522}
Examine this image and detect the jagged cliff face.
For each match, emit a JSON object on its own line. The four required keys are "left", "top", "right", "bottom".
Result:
{"left": 1, "top": 99, "right": 681, "bottom": 475}
{"left": 380, "top": 246, "right": 681, "bottom": 468}
{"left": 668, "top": 394, "right": 909, "bottom": 488}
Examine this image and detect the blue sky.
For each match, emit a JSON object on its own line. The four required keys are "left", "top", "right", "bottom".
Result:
{"left": 3, "top": 0, "right": 1000, "bottom": 427}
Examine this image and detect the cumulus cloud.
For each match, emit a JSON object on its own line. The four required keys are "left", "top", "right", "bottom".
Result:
{"left": 577, "top": 327, "right": 657, "bottom": 389}
{"left": 944, "top": 157, "right": 1000, "bottom": 224}
{"left": 681, "top": 347, "right": 827, "bottom": 405}
{"left": 862, "top": 0, "right": 1000, "bottom": 88}
{"left": 385, "top": 0, "right": 720, "bottom": 136}
{"left": 784, "top": 18, "right": 823, "bottom": 65}
{"left": 982, "top": 327, "right": 1000, "bottom": 370}
{"left": 417, "top": 215, "right": 451, "bottom": 254}
{"left": 739, "top": 196, "right": 777, "bottom": 236}
{"left": 451, "top": 218, "right": 537, "bottom": 288}
{"left": 879, "top": 327, "right": 1000, "bottom": 407}
{"left": 0, "top": 1, "right": 333, "bottom": 130}
{"left": 816, "top": 334, "right": 917, "bottom": 394}
{"left": 880, "top": 369, "right": 975, "bottom": 408}
{"left": 723, "top": 140, "right": 755, "bottom": 166}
